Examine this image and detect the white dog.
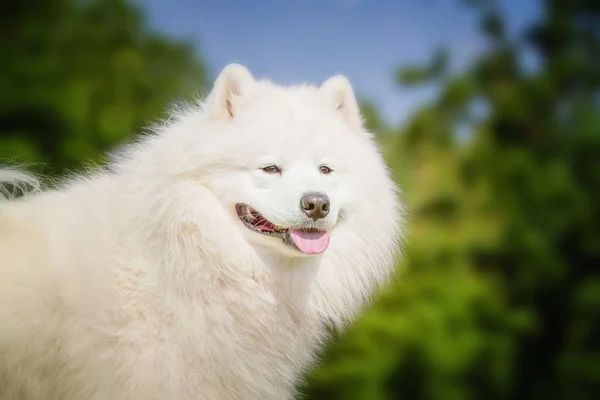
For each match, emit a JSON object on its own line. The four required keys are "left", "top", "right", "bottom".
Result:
{"left": 0, "top": 64, "right": 403, "bottom": 400}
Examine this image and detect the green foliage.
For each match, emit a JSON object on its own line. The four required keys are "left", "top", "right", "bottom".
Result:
{"left": 303, "top": 0, "right": 600, "bottom": 399}
{"left": 396, "top": 48, "right": 449, "bottom": 87}
{"left": 0, "top": 0, "right": 207, "bottom": 175}
{"left": 359, "top": 101, "right": 391, "bottom": 137}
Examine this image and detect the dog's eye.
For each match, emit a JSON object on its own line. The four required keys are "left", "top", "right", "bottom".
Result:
{"left": 261, "top": 165, "right": 281, "bottom": 174}
{"left": 319, "top": 165, "right": 333, "bottom": 175}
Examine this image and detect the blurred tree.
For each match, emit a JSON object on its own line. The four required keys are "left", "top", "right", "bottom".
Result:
{"left": 359, "top": 100, "right": 397, "bottom": 138}
{"left": 0, "top": 0, "right": 207, "bottom": 175}
{"left": 303, "top": 0, "right": 600, "bottom": 399}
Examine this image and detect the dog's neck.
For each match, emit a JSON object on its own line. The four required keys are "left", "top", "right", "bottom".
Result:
{"left": 250, "top": 245, "right": 323, "bottom": 319}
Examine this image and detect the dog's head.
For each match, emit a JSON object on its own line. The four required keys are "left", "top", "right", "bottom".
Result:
{"left": 191, "top": 64, "right": 399, "bottom": 261}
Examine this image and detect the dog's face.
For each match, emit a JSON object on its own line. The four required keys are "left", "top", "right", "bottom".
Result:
{"left": 199, "top": 65, "right": 372, "bottom": 258}
{"left": 208, "top": 130, "right": 349, "bottom": 258}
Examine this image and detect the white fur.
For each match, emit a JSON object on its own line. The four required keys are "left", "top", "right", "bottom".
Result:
{"left": 0, "top": 64, "right": 403, "bottom": 400}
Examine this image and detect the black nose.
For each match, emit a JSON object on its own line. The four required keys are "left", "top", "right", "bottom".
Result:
{"left": 300, "top": 192, "right": 330, "bottom": 221}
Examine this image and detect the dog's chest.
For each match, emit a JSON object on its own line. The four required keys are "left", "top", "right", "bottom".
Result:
{"left": 125, "top": 286, "right": 324, "bottom": 399}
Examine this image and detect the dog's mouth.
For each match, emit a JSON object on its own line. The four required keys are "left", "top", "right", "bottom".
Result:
{"left": 236, "top": 204, "right": 330, "bottom": 255}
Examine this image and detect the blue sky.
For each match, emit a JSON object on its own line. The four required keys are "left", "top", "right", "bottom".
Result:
{"left": 139, "top": 0, "right": 541, "bottom": 125}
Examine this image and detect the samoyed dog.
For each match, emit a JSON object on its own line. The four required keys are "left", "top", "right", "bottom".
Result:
{"left": 0, "top": 64, "right": 403, "bottom": 399}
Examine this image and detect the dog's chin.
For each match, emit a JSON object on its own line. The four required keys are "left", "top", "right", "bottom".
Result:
{"left": 235, "top": 204, "right": 331, "bottom": 257}
{"left": 246, "top": 233, "right": 314, "bottom": 259}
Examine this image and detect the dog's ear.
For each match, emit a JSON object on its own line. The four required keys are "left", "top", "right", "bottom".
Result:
{"left": 319, "top": 75, "right": 363, "bottom": 131}
{"left": 205, "top": 64, "right": 255, "bottom": 120}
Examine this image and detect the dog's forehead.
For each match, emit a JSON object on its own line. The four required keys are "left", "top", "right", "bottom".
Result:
{"left": 251, "top": 99, "right": 347, "bottom": 135}
{"left": 245, "top": 85, "right": 332, "bottom": 119}
{"left": 237, "top": 85, "right": 362, "bottom": 160}
{"left": 254, "top": 132, "right": 354, "bottom": 167}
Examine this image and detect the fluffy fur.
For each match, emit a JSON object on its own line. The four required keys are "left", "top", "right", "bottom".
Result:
{"left": 0, "top": 64, "right": 403, "bottom": 400}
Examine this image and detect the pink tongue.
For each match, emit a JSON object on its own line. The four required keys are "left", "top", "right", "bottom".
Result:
{"left": 289, "top": 230, "right": 331, "bottom": 255}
